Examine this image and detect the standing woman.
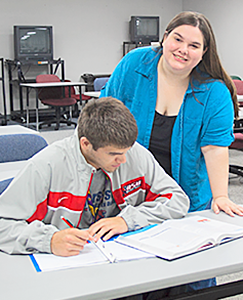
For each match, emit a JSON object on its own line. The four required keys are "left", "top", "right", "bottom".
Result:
{"left": 101, "top": 11, "right": 243, "bottom": 217}
{"left": 100, "top": 11, "right": 243, "bottom": 295}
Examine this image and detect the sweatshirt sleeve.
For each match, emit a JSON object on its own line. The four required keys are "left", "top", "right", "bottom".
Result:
{"left": 0, "top": 159, "right": 58, "bottom": 254}
{"left": 118, "top": 143, "right": 190, "bottom": 231}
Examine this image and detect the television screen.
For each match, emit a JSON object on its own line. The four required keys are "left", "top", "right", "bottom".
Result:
{"left": 137, "top": 19, "right": 158, "bottom": 36}
{"left": 129, "top": 16, "right": 159, "bottom": 44}
{"left": 14, "top": 26, "right": 53, "bottom": 64}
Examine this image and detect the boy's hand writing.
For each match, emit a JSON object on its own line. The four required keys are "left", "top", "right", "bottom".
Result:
{"left": 51, "top": 228, "right": 92, "bottom": 256}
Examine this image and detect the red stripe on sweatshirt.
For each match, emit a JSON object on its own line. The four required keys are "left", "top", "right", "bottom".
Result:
{"left": 47, "top": 191, "right": 86, "bottom": 211}
{"left": 27, "top": 191, "right": 86, "bottom": 222}
{"left": 146, "top": 190, "right": 172, "bottom": 202}
{"left": 27, "top": 199, "right": 48, "bottom": 222}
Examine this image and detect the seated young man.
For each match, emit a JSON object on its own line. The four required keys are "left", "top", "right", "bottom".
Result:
{"left": 0, "top": 97, "right": 189, "bottom": 256}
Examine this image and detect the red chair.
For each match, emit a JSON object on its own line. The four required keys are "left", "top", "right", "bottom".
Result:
{"left": 233, "top": 79, "right": 243, "bottom": 94}
{"left": 229, "top": 132, "right": 243, "bottom": 177}
{"left": 64, "top": 80, "right": 91, "bottom": 116}
{"left": 229, "top": 80, "right": 243, "bottom": 177}
{"left": 36, "top": 74, "right": 77, "bottom": 130}
{"left": 232, "top": 80, "right": 243, "bottom": 131}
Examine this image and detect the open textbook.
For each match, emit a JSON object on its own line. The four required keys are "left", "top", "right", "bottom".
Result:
{"left": 115, "top": 215, "right": 243, "bottom": 260}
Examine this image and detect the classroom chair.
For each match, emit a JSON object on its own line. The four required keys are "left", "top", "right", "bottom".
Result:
{"left": 64, "top": 79, "right": 92, "bottom": 116}
{"left": 0, "top": 133, "right": 48, "bottom": 194}
{"left": 230, "top": 75, "right": 242, "bottom": 81}
{"left": 36, "top": 74, "right": 77, "bottom": 130}
{"left": 229, "top": 80, "right": 243, "bottom": 177}
{"left": 93, "top": 77, "right": 110, "bottom": 91}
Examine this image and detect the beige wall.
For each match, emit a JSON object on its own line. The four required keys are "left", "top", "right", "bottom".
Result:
{"left": 0, "top": 0, "right": 183, "bottom": 114}
{"left": 2, "top": 0, "right": 241, "bottom": 115}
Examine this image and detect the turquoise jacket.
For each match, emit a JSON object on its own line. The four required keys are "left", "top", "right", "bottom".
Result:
{"left": 100, "top": 46, "right": 234, "bottom": 212}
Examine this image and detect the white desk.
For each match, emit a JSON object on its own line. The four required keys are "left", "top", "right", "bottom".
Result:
{"left": 1, "top": 210, "right": 243, "bottom": 300}
{"left": 20, "top": 82, "right": 87, "bottom": 130}
{"left": 0, "top": 124, "right": 39, "bottom": 135}
{"left": 0, "top": 161, "right": 27, "bottom": 181}
{"left": 83, "top": 91, "right": 100, "bottom": 99}
{"left": 237, "top": 94, "right": 243, "bottom": 102}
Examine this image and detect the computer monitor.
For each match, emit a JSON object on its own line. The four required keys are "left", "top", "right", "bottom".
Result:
{"left": 129, "top": 16, "right": 159, "bottom": 44}
{"left": 14, "top": 25, "right": 53, "bottom": 64}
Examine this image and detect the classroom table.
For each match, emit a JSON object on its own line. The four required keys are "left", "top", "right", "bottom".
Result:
{"left": 83, "top": 91, "right": 100, "bottom": 99}
{"left": 0, "top": 160, "right": 27, "bottom": 181}
{"left": 0, "top": 124, "right": 39, "bottom": 135}
{"left": 1, "top": 209, "right": 243, "bottom": 300}
{"left": 20, "top": 82, "right": 87, "bottom": 131}
{"left": 237, "top": 95, "right": 243, "bottom": 102}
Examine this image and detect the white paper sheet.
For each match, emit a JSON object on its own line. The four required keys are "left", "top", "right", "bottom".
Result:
{"left": 31, "top": 240, "right": 154, "bottom": 272}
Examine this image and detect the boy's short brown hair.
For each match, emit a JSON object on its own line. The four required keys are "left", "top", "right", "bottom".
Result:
{"left": 78, "top": 97, "right": 138, "bottom": 150}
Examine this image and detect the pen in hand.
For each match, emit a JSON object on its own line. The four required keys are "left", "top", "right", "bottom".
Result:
{"left": 61, "top": 216, "right": 74, "bottom": 228}
{"left": 61, "top": 215, "right": 90, "bottom": 244}
{"left": 60, "top": 216, "right": 116, "bottom": 262}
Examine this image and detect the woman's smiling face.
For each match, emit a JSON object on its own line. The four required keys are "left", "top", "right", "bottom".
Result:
{"left": 162, "top": 25, "right": 206, "bottom": 76}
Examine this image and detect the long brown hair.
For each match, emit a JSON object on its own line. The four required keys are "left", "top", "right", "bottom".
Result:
{"left": 162, "top": 11, "right": 239, "bottom": 117}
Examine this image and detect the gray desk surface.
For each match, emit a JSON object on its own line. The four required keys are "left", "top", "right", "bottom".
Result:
{"left": 0, "top": 125, "right": 39, "bottom": 135}
{"left": 1, "top": 210, "right": 243, "bottom": 300}
{"left": 83, "top": 91, "right": 101, "bottom": 98}
{"left": 20, "top": 82, "right": 87, "bottom": 88}
{"left": 0, "top": 161, "right": 27, "bottom": 181}
{"left": 237, "top": 94, "right": 243, "bottom": 101}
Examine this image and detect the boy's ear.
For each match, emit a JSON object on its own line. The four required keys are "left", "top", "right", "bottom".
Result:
{"left": 80, "top": 136, "right": 91, "bottom": 149}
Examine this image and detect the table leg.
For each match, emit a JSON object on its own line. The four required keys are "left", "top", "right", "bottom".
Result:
{"left": 35, "top": 89, "right": 39, "bottom": 131}
{"left": 79, "top": 86, "right": 83, "bottom": 110}
{"left": 26, "top": 87, "right": 29, "bottom": 127}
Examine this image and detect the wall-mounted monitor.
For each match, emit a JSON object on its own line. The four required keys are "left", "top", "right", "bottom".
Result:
{"left": 14, "top": 25, "right": 53, "bottom": 64}
{"left": 129, "top": 16, "right": 159, "bottom": 44}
